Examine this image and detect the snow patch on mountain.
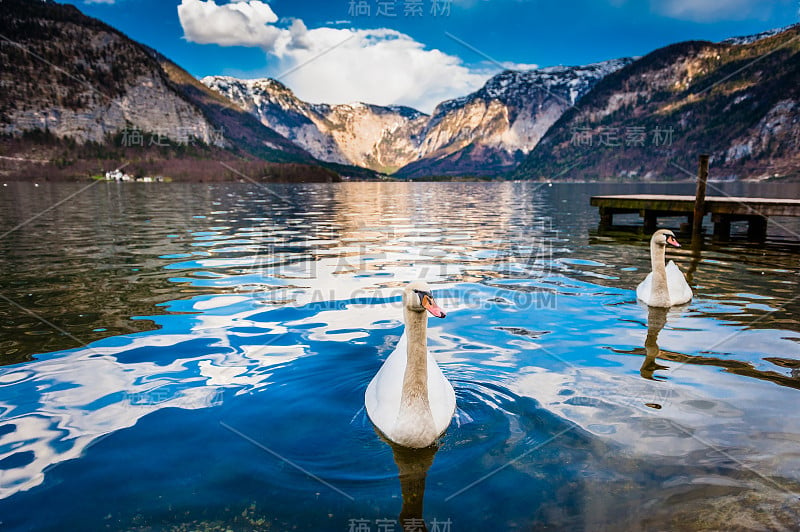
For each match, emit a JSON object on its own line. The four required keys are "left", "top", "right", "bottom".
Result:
{"left": 721, "top": 23, "right": 799, "bottom": 45}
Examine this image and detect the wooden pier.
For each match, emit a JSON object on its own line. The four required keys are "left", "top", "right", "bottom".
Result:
{"left": 590, "top": 194, "right": 800, "bottom": 240}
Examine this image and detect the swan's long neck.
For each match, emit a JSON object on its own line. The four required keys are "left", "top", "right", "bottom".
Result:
{"left": 394, "top": 303, "right": 437, "bottom": 448}
{"left": 401, "top": 307, "right": 430, "bottom": 409}
{"left": 649, "top": 240, "right": 671, "bottom": 307}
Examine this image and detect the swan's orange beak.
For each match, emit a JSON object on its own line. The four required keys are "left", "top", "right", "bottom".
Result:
{"left": 420, "top": 292, "right": 446, "bottom": 318}
{"left": 666, "top": 235, "right": 681, "bottom": 247}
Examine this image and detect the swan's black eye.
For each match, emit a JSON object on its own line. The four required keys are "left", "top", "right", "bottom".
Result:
{"left": 413, "top": 289, "right": 432, "bottom": 305}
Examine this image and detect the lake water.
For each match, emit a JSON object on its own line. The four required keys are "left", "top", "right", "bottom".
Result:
{"left": 0, "top": 181, "right": 798, "bottom": 531}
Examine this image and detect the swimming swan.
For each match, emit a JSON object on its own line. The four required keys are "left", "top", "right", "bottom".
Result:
{"left": 365, "top": 281, "right": 455, "bottom": 448}
{"left": 636, "top": 229, "right": 693, "bottom": 307}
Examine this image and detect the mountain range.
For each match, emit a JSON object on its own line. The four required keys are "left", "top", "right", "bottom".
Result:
{"left": 513, "top": 24, "right": 800, "bottom": 181}
{"left": 1, "top": 0, "right": 797, "bottom": 181}
{"left": 203, "top": 59, "right": 632, "bottom": 177}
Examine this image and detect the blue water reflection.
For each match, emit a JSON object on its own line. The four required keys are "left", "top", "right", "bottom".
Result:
{"left": 0, "top": 181, "right": 798, "bottom": 530}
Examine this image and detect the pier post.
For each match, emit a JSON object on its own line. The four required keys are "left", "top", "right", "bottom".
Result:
{"left": 692, "top": 154, "right": 709, "bottom": 236}
{"left": 599, "top": 207, "right": 613, "bottom": 226}
{"left": 712, "top": 214, "right": 731, "bottom": 240}
{"left": 747, "top": 216, "right": 768, "bottom": 241}
{"left": 643, "top": 211, "right": 657, "bottom": 232}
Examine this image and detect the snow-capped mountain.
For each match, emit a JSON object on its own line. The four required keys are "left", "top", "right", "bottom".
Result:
{"left": 397, "top": 58, "right": 633, "bottom": 177}
{"left": 202, "top": 76, "right": 427, "bottom": 173}
{"left": 203, "top": 58, "right": 633, "bottom": 176}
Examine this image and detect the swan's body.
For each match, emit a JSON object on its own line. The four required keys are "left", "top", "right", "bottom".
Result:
{"left": 636, "top": 229, "right": 692, "bottom": 307}
{"left": 365, "top": 281, "right": 455, "bottom": 448}
{"left": 636, "top": 261, "right": 692, "bottom": 306}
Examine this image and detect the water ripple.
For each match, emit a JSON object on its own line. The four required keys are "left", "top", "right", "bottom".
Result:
{"left": 0, "top": 181, "right": 798, "bottom": 529}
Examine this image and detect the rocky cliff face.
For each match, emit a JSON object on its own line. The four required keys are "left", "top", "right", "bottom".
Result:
{"left": 0, "top": 0, "right": 316, "bottom": 165}
{"left": 202, "top": 76, "right": 428, "bottom": 173}
{"left": 203, "top": 59, "right": 632, "bottom": 177}
{"left": 1, "top": 1, "right": 217, "bottom": 145}
{"left": 513, "top": 25, "right": 800, "bottom": 181}
{"left": 4, "top": 73, "right": 219, "bottom": 147}
{"left": 312, "top": 102, "right": 428, "bottom": 173}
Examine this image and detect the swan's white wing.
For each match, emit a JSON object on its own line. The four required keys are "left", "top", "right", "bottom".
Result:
{"left": 636, "top": 272, "right": 654, "bottom": 305}
{"left": 365, "top": 335, "right": 407, "bottom": 437}
{"left": 365, "top": 335, "right": 456, "bottom": 440}
{"left": 426, "top": 352, "right": 456, "bottom": 436}
{"left": 665, "top": 260, "right": 692, "bottom": 305}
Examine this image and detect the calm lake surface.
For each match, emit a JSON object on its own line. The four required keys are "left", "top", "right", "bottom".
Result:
{"left": 0, "top": 181, "right": 798, "bottom": 531}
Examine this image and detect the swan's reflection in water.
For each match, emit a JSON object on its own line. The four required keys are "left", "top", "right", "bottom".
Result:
{"left": 383, "top": 435, "right": 438, "bottom": 531}
{"left": 640, "top": 306, "right": 670, "bottom": 382}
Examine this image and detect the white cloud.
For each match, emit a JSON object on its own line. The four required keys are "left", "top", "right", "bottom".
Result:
{"left": 499, "top": 61, "right": 540, "bottom": 71}
{"left": 650, "top": 0, "right": 774, "bottom": 22}
{"left": 273, "top": 27, "right": 490, "bottom": 113}
{"left": 177, "top": 0, "right": 283, "bottom": 47}
{"left": 177, "top": 0, "right": 492, "bottom": 113}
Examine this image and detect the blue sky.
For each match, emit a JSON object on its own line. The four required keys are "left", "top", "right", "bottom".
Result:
{"left": 77, "top": 0, "right": 799, "bottom": 112}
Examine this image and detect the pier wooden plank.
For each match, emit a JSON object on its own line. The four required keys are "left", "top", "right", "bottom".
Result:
{"left": 590, "top": 195, "right": 800, "bottom": 217}
{"left": 590, "top": 194, "right": 800, "bottom": 241}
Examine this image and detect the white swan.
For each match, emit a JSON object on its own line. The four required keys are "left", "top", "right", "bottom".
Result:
{"left": 365, "top": 281, "right": 455, "bottom": 448}
{"left": 636, "top": 229, "right": 693, "bottom": 307}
